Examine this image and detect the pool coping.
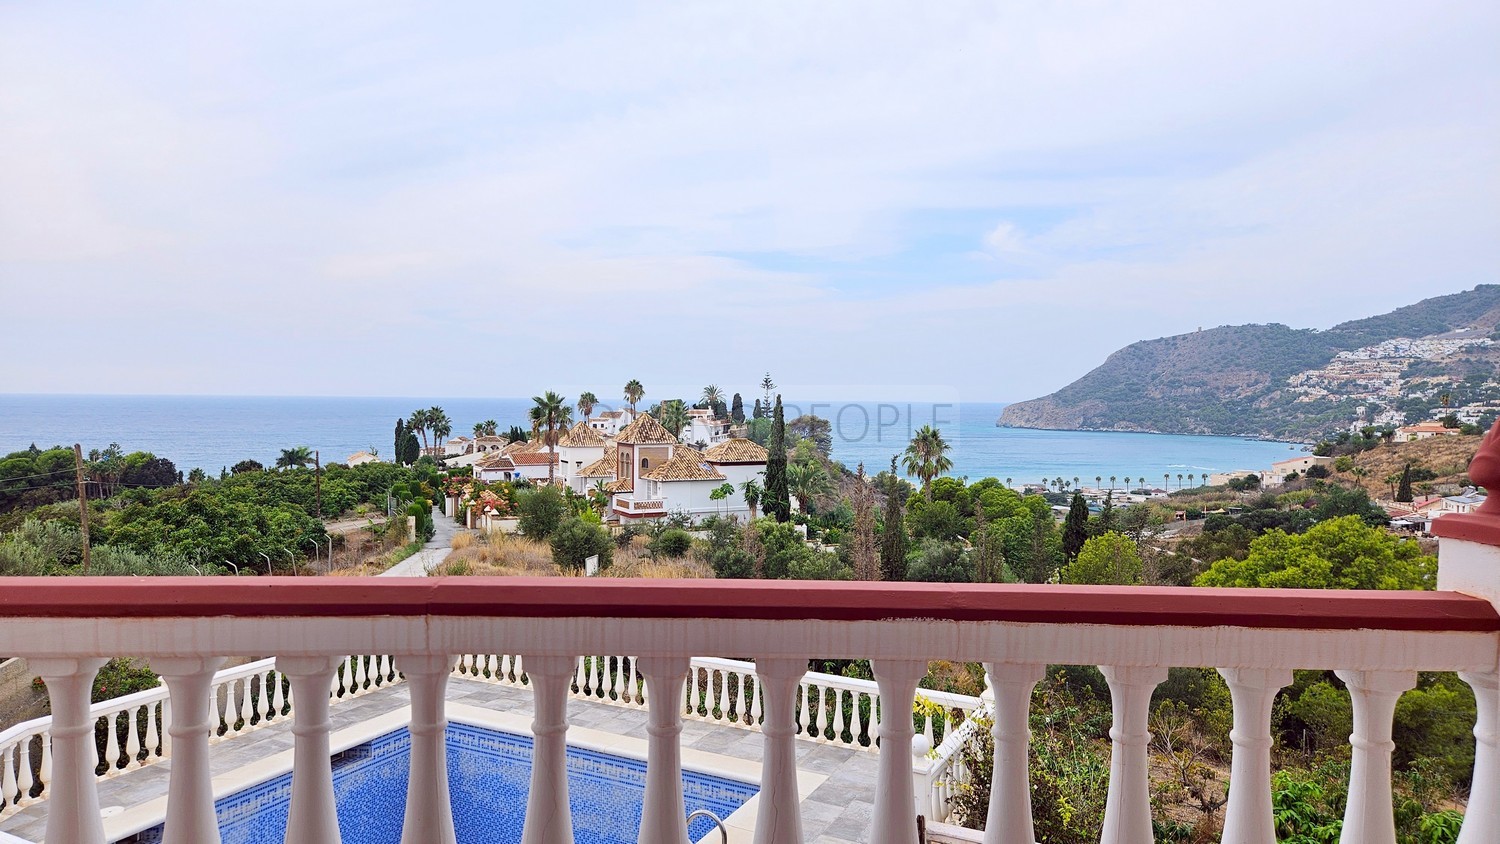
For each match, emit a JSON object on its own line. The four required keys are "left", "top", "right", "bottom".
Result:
{"left": 102, "top": 702, "right": 827, "bottom": 844}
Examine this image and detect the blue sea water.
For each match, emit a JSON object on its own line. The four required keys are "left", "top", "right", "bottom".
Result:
{"left": 0, "top": 394, "right": 1302, "bottom": 487}
{"left": 132, "top": 722, "right": 757, "bottom": 844}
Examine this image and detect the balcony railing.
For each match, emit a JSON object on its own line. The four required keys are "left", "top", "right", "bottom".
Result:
{"left": 0, "top": 572, "right": 1497, "bottom": 844}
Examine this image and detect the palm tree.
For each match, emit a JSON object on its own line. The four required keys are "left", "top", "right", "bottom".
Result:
{"left": 1005, "top": 477, "right": 1012, "bottom": 489}
{"left": 577, "top": 392, "right": 599, "bottom": 420}
{"left": 276, "top": 446, "right": 314, "bottom": 470}
{"left": 658, "top": 399, "right": 689, "bottom": 437}
{"left": 1073, "top": 477, "right": 1080, "bottom": 491}
{"left": 1164, "top": 473, "right": 1170, "bottom": 491}
{"left": 1177, "top": 473, "right": 1184, "bottom": 489}
{"left": 1109, "top": 475, "right": 1117, "bottom": 490}
{"left": 1188, "top": 473, "right": 1195, "bottom": 487}
{"left": 530, "top": 392, "right": 572, "bottom": 484}
{"left": 624, "top": 380, "right": 645, "bottom": 415}
{"left": 1095, "top": 475, "right": 1103, "bottom": 490}
{"left": 428, "top": 407, "right": 451, "bottom": 452}
{"left": 741, "top": 479, "right": 764, "bottom": 520}
{"left": 590, "top": 480, "right": 612, "bottom": 517}
{"left": 482, "top": 419, "right": 498, "bottom": 437}
{"left": 787, "top": 461, "right": 834, "bottom": 514}
{"left": 408, "top": 410, "right": 429, "bottom": 452}
{"left": 701, "top": 384, "right": 724, "bottom": 414}
{"left": 472, "top": 422, "right": 485, "bottom": 438}
{"left": 901, "top": 425, "right": 952, "bottom": 499}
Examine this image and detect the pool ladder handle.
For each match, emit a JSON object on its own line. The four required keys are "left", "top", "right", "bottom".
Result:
{"left": 686, "top": 808, "right": 729, "bottom": 844}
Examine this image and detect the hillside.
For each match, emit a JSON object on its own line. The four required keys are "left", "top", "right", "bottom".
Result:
{"left": 1000, "top": 285, "right": 1500, "bottom": 440}
{"left": 1344, "top": 434, "right": 1483, "bottom": 500}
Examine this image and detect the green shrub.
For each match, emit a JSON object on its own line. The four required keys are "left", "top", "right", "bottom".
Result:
{"left": 648, "top": 528, "right": 693, "bottom": 559}
{"left": 516, "top": 486, "right": 567, "bottom": 540}
{"left": 550, "top": 517, "right": 613, "bottom": 571}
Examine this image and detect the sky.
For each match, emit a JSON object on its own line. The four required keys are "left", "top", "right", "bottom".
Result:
{"left": 2, "top": 1, "right": 1498, "bottom": 404}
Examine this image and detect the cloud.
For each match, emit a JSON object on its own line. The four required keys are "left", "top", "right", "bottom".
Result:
{"left": 1, "top": 1, "right": 1497, "bottom": 400}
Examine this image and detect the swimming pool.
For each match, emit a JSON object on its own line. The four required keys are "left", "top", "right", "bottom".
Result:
{"left": 127, "top": 722, "right": 758, "bottom": 844}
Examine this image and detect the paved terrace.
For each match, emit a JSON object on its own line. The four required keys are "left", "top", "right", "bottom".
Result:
{"left": 0, "top": 674, "right": 878, "bottom": 844}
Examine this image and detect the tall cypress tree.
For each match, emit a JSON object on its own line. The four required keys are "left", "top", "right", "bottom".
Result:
{"left": 1063, "top": 492, "right": 1090, "bottom": 561}
{"left": 731, "top": 393, "right": 745, "bottom": 424}
{"left": 880, "top": 457, "right": 909, "bottom": 581}
{"left": 753, "top": 398, "right": 764, "bottom": 420}
{"left": 394, "top": 419, "right": 406, "bottom": 465}
{"left": 763, "top": 395, "right": 791, "bottom": 522}
{"left": 1396, "top": 463, "right": 1413, "bottom": 503}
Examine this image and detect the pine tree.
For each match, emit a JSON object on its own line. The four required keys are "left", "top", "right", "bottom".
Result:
{"left": 731, "top": 393, "right": 745, "bottom": 424}
{"left": 394, "top": 419, "right": 406, "bottom": 465}
{"left": 763, "top": 395, "right": 791, "bottom": 522}
{"left": 880, "top": 457, "right": 909, "bottom": 582}
{"left": 753, "top": 398, "right": 764, "bottom": 420}
{"left": 1396, "top": 463, "right": 1413, "bottom": 503}
{"left": 1063, "top": 492, "right": 1090, "bottom": 561}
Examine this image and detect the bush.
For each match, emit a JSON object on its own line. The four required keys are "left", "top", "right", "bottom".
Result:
{"left": 549, "top": 517, "right": 613, "bottom": 572}
{"left": 516, "top": 486, "right": 567, "bottom": 540}
{"left": 648, "top": 528, "right": 693, "bottom": 559}
{"left": 904, "top": 539, "right": 972, "bottom": 583}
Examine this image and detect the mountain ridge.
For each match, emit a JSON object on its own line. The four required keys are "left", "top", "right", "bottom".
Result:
{"left": 999, "top": 285, "right": 1500, "bottom": 440}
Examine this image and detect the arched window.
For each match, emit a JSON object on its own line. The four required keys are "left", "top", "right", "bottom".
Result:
{"left": 641, "top": 457, "right": 650, "bottom": 470}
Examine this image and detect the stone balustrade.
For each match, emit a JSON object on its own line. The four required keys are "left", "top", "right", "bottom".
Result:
{"left": 0, "top": 567, "right": 1497, "bottom": 844}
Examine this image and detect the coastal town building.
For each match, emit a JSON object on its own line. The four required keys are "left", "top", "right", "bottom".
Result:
{"left": 555, "top": 422, "right": 607, "bottom": 490}
{"left": 442, "top": 436, "right": 473, "bottom": 458}
{"left": 345, "top": 451, "right": 379, "bottom": 467}
{"left": 1271, "top": 455, "right": 1333, "bottom": 478}
{"left": 1395, "top": 422, "right": 1462, "bottom": 443}
{"left": 587, "top": 409, "right": 635, "bottom": 437}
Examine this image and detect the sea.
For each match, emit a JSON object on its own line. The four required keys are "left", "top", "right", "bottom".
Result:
{"left": 0, "top": 395, "right": 1305, "bottom": 487}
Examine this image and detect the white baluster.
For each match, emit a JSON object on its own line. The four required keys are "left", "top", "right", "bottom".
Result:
{"left": 237, "top": 678, "right": 253, "bottom": 729}
{"left": 1459, "top": 671, "right": 1498, "bottom": 844}
{"left": 833, "top": 688, "right": 848, "bottom": 743}
{"left": 104, "top": 712, "right": 123, "bottom": 773}
{"left": 32, "top": 657, "right": 108, "bottom": 844}
{"left": 377, "top": 655, "right": 391, "bottom": 684}
{"left": 328, "top": 659, "right": 345, "bottom": 698}
{"left": 514, "top": 655, "right": 526, "bottom": 686}
{"left": 277, "top": 656, "right": 345, "bottom": 844}
{"left": 521, "top": 656, "right": 576, "bottom": 844}
{"left": 1219, "top": 668, "right": 1292, "bottom": 844}
{"left": 921, "top": 706, "right": 934, "bottom": 747}
{"left": 145, "top": 700, "right": 161, "bottom": 760}
{"left": 870, "top": 659, "right": 925, "bottom": 844}
{"left": 125, "top": 706, "right": 143, "bottom": 769}
{"left": 753, "top": 658, "right": 806, "bottom": 844}
{"left": 685, "top": 666, "right": 700, "bottom": 717}
{"left": 574, "top": 655, "right": 587, "bottom": 694}
{"left": 711, "top": 669, "right": 725, "bottom": 720}
{"left": 399, "top": 655, "right": 457, "bottom": 844}
{"left": 1336, "top": 669, "right": 1416, "bottom": 844}
{"left": 2, "top": 743, "right": 17, "bottom": 809}
{"left": 983, "top": 663, "right": 1044, "bottom": 844}
{"left": 155, "top": 657, "right": 227, "bottom": 844}
{"left": 749, "top": 674, "right": 762, "bottom": 728}
{"left": 636, "top": 656, "right": 690, "bottom": 844}
{"left": 39, "top": 731, "right": 52, "bottom": 783}
{"left": 1099, "top": 665, "right": 1168, "bottom": 844}
{"left": 614, "top": 656, "right": 627, "bottom": 702}
{"left": 272, "top": 671, "right": 287, "bottom": 719}
{"left": 17, "top": 738, "right": 36, "bottom": 806}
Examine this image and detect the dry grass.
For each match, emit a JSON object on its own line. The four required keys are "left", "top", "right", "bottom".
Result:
{"left": 450, "top": 532, "right": 475, "bottom": 551}
{"left": 431, "top": 529, "right": 710, "bottom": 578}
{"left": 1346, "top": 433, "right": 1482, "bottom": 498}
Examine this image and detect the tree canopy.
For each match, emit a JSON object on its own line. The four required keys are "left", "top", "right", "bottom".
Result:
{"left": 1195, "top": 515, "right": 1436, "bottom": 591}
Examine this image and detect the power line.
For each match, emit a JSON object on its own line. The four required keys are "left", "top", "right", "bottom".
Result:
{"left": 0, "top": 467, "right": 79, "bottom": 483}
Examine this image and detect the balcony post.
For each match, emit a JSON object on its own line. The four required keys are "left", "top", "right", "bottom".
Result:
{"left": 871, "top": 658, "right": 926, "bottom": 844}
{"left": 1334, "top": 669, "right": 1416, "bottom": 844}
{"left": 521, "top": 655, "right": 576, "bottom": 844}
{"left": 636, "top": 655, "right": 691, "bottom": 844}
{"left": 982, "top": 663, "right": 1043, "bottom": 844}
{"left": 753, "top": 657, "right": 807, "bottom": 844}
{"left": 1218, "top": 667, "right": 1291, "bottom": 844}
{"left": 153, "top": 656, "right": 228, "bottom": 844}
{"left": 277, "top": 655, "right": 345, "bottom": 844}
{"left": 31, "top": 657, "right": 108, "bottom": 844}
{"left": 1099, "top": 665, "right": 1168, "bottom": 844}
{"left": 1458, "top": 671, "right": 1498, "bottom": 844}
{"left": 399, "top": 654, "right": 457, "bottom": 844}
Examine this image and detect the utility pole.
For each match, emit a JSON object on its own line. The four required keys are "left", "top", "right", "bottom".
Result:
{"left": 73, "top": 444, "right": 91, "bottom": 574}
{"left": 314, "top": 450, "right": 322, "bottom": 518}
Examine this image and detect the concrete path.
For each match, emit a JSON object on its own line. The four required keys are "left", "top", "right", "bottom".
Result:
{"left": 379, "top": 506, "right": 465, "bottom": 577}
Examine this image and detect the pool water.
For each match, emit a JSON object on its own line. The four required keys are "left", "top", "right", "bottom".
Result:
{"left": 129, "top": 723, "right": 757, "bottom": 843}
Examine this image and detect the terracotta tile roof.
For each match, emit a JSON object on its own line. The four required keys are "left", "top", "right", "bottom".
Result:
{"left": 474, "top": 435, "right": 508, "bottom": 445}
{"left": 702, "top": 438, "right": 768, "bottom": 464}
{"left": 606, "top": 478, "right": 634, "bottom": 493}
{"left": 476, "top": 453, "right": 517, "bottom": 470}
{"left": 578, "top": 444, "right": 618, "bottom": 478}
{"left": 559, "top": 421, "right": 607, "bottom": 448}
{"left": 641, "top": 452, "right": 727, "bottom": 482}
{"left": 510, "top": 450, "right": 559, "bottom": 466}
{"left": 616, "top": 413, "right": 678, "bottom": 445}
{"left": 501, "top": 439, "right": 545, "bottom": 456}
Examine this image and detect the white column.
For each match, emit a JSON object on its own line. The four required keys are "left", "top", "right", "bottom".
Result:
{"left": 1336, "top": 669, "right": 1416, "bottom": 844}
{"left": 521, "top": 655, "right": 575, "bottom": 844}
{"left": 636, "top": 655, "right": 691, "bottom": 844}
{"left": 278, "top": 656, "right": 345, "bottom": 844}
{"left": 1099, "top": 665, "right": 1168, "bottom": 844}
{"left": 31, "top": 658, "right": 108, "bottom": 844}
{"left": 1218, "top": 668, "right": 1291, "bottom": 844}
{"left": 981, "top": 663, "right": 1044, "bottom": 844}
{"left": 400, "top": 655, "right": 457, "bottom": 844}
{"left": 871, "top": 658, "right": 926, "bottom": 844}
{"left": 154, "top": 657, "right": 228, "bottom": 844}
{"left": 1459, "top": 671, "right": 1498, "bottom": 844}
{"left": 753, "top": 657, "right": 806, "bottom": 844}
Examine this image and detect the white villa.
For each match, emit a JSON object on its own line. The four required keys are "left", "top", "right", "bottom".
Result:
{"left": 442, "top": 436, "right": 473, "bottom": 458}
{"left": 587, "top": 409, "right": 635, "bottom": 437}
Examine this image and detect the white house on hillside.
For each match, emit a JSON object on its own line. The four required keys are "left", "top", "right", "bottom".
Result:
{"left": 588, "top": 409, "right": 635, "bottom": 437}
{"left": 443, "top": 436, "right": 473, "bottom": 458}
{"left": 556, "top": 422, "right": 607, "bottom": 491}
{"left": 682, "top": 408, "right": 732, "bottom": 447}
